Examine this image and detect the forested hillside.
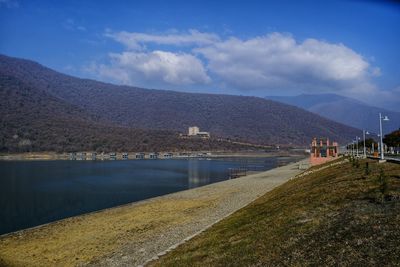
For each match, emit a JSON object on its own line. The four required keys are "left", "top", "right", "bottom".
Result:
{"left": 0, "top": 75, "right": 254, "bottom": 152}
{"left": 0, "top": 54, "right": 361, "bottom": 151}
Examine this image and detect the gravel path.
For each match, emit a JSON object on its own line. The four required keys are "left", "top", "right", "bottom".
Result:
{"left": 91, "top": 159, "right": 308, "bottom": 267}
{"left": 0, "top": 159, "right": 307, "bottom": 267}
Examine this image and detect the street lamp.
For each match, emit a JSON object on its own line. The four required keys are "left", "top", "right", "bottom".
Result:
{"left": 377, "top": 134, "right": 380, "bottom": 156}
{"left": 363, "top": 130, "right": 370, "bottom": 158}
{"left": 379, "top": 113, "right": 390, "bottom": 160}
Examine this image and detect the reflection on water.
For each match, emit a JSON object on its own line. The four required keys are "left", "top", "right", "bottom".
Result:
{"left": 188, "top": 159, "right": 210, "bottom": 188}
{"left": 0, "top": 156, "right": 301, "bottom": 235}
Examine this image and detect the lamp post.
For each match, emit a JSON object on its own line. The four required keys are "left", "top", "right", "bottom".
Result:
{"left": 379, "top": 113, "right": 390, "bottom": 160}
{"left": 377, "top": 135, "right": 380, "bottom": 156}
{"left": 363, "top": 130, "right": 370, "bottom": 158}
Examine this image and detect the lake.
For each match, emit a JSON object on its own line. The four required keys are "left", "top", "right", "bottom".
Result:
{"left": 0, "top": 156, "right": 300, "bottom": 235}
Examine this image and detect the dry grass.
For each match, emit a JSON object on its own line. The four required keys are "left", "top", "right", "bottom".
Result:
{"left": 0, "top": 196, "right": 216, "bottom": 267}
{"left": 151, "top": 159, "right": 400, "bottom": 266}
{"left": 0, "top": 152, "right": 68, "bottom": 161}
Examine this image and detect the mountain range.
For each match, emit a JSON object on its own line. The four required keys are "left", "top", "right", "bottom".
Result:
{"left": 2, "top": 74, "right": 264, "bottom": 153}
{"left": 0, "top": 54, "right": 360, "bottom": 152}
{"left": 266, "top": 94, "right": 399, "bottom": 135}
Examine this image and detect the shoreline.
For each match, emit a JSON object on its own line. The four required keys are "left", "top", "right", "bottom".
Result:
{"left": 0, "top": 150, "right": 306, "bottom": 161}
{"left": 0, "top": 158, "right": 308, "bottom": 267}
{"left": 0, "top": 155, "right": 306, "bottom": 238}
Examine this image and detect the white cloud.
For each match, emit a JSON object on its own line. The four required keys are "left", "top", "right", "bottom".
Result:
{"left": 88, "top": 30, "right": 398, "bottom": 109}
{"left": 77, "top": 26, "right": 87, "bottom": 32}
{"left": 63, "top": 18, "right": 86, "bottom": 32}
{"left": 195, "top": 33, "right": 375, "bottom": 95}
{"left": 90, "top": 50, "right": 210, "bottom": 86}
{"left": 105, "top": 29, "right": 220, "bottom": 50}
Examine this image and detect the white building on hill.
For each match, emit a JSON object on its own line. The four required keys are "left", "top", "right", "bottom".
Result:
{"left": 188, "top": 126, "right": 210, "bottom": 138}
{"left": 188, "top": 126, "right": 200, "bottom": 136}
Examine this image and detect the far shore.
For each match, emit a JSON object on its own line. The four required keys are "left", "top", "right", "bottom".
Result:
{"left": 0, "top": 150, "right": 307, "bottom": 161}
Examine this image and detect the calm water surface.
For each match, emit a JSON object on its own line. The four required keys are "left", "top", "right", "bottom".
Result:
{"left": 0, "top": 157, "right": 299, "bottom": 235}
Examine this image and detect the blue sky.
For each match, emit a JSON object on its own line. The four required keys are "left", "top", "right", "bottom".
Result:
{"left": 1, "top": 0, "right": 400, "bottom": 110}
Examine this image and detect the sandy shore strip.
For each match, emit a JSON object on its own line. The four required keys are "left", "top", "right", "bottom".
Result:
{"left": 0, "top": 152, "right": 70, "bottom": 161}
{"left": 0, "top": 159, "right": 308, "bottom": 267}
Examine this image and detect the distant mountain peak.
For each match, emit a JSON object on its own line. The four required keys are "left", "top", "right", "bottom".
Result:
{"left": 266, "top": 94, "right": 400, "bottom": 133}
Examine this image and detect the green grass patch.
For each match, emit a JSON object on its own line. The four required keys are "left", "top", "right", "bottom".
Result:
{"left": 151, "top": 159, "right": 400, "bottom": 266}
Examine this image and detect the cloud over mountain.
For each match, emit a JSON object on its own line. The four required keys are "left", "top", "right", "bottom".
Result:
{"left": 90, "top": 50, "right": 210, "bottom": 86}
{"left": 105, "top": 29, "right": 220, "bottom": 50}
{"left": 195, "top": 33, "right": 376, "bottom": 92}
{"left": 86, "top": 29, "right": 397, "bottom": 109}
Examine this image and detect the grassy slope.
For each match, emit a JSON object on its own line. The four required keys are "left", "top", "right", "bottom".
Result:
{"left": 152, "top": 158, "right": 400, "bottom": 266}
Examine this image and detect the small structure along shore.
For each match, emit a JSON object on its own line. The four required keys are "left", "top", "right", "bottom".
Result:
{"left": 310, "top": 137, "right": 339, "bottom": 166}
{"left": 0, "top": 159, "right": 308, "bottom": 267}
{"left": 0, "top": 150, "right": 306, "bottom": 161}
